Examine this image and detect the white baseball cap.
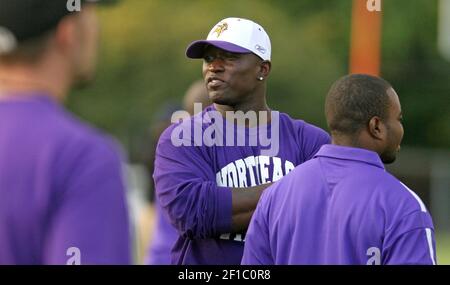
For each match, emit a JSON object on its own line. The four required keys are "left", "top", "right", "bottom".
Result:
{"left": 186, "top": 17, "right": 271, "bottom": 61}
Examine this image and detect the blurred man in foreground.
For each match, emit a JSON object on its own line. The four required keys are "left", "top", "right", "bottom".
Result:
{"left": 0, "top": 0, "right": 131, "bottom": 264}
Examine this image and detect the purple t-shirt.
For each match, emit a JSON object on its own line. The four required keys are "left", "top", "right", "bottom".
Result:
{"left": 242, "top": 144, "right": 437, "bottom": 265}
{"left": 0, "top": 94, "right": 131, "bottom": 265}
{"left": 153, "top": 105, "right": 330, "bottom": 264}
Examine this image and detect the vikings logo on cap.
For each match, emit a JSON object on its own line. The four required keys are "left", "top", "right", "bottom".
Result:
{"left": 213, "top": 22, "right": 228, "bottom": 38}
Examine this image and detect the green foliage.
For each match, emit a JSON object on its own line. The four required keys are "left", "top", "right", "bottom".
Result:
{"left": 437, "top": 233, "right": 450, "bottom": 265}
{"left": 65, "top": 0, "right": 450, "bottom": 161}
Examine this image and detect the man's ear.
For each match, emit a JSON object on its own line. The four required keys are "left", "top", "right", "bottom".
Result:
{"left": 368, "top": 116, "right": 386, "bottom": 141}
{"left": 259, "top": 60, "right": 271, "bottom": 78}
{"left": 54, "top": 15, "right": 78, "bottom": 54}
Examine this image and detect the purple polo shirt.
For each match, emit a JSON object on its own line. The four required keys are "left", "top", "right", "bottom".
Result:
{"left": 0, "top": 93, "right": 131, "bottom": 264}
{"left": 242, "top": 144, "right": 437, "bottom": 265}
{"left": 153, "top": 105, "right": 330, "bottom": 264}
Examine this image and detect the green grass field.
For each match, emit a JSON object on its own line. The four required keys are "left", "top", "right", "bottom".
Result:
{"left": 436, "top": 233, "right": 450, "bottom": 265}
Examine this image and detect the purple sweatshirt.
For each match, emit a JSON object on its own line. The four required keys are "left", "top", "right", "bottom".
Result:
{"left": 242, "top": 144, "right": 437, "bottom": 265}
{"left": 153, "top": 105, "right": 330, "bottom": 264}
{"left": 0, "top": 94, "right": 131, "bottom": 265}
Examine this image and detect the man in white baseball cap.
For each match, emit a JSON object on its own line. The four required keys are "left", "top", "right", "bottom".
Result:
{"left": 153, "top": 17, "right": 330, "bottom": 265}
{"left": 186, "top": 17, "right": 271, "bottom": 61}
{"left": 184, "top": 17, "right": 273, "bottom": 111}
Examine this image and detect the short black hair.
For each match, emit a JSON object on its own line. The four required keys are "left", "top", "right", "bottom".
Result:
{"left": 325, "top": 74, "right": 393, "bottom": 136}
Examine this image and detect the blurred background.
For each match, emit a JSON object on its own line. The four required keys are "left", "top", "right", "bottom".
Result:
{"left": 65, "top": 0, "right": 450, "bottom": 264}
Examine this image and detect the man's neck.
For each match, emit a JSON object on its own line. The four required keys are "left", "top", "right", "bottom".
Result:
{"left": 214, "top": 100, "right": 272, "bottom": 127}
{"left": 214, "top": 102, "right": 271, "bottom": 114}
{"left": 331, "top": 135, "right": 360, "bottom": 148}
{"left": 0, "top": 66, "right": 67, "bottom": 102}
{"left": 331, "top": 133, "right": 380, "bottom": 154}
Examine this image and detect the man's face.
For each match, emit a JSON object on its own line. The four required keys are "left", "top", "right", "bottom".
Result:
{"left": 73, "top": 4, "right": 99, "bottom": 87}
{"left": 380, "top": 88, "right": 404, "bottom": 164}
{"left": 202, "top": 45, "right": 262, "bottom": 106}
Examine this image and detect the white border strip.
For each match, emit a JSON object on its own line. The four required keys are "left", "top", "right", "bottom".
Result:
{"left": 426, "top": 228, "right": 436, "bottom": 265}
{"left": 400, "top": 182, "right": 427, "bottom": 212}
